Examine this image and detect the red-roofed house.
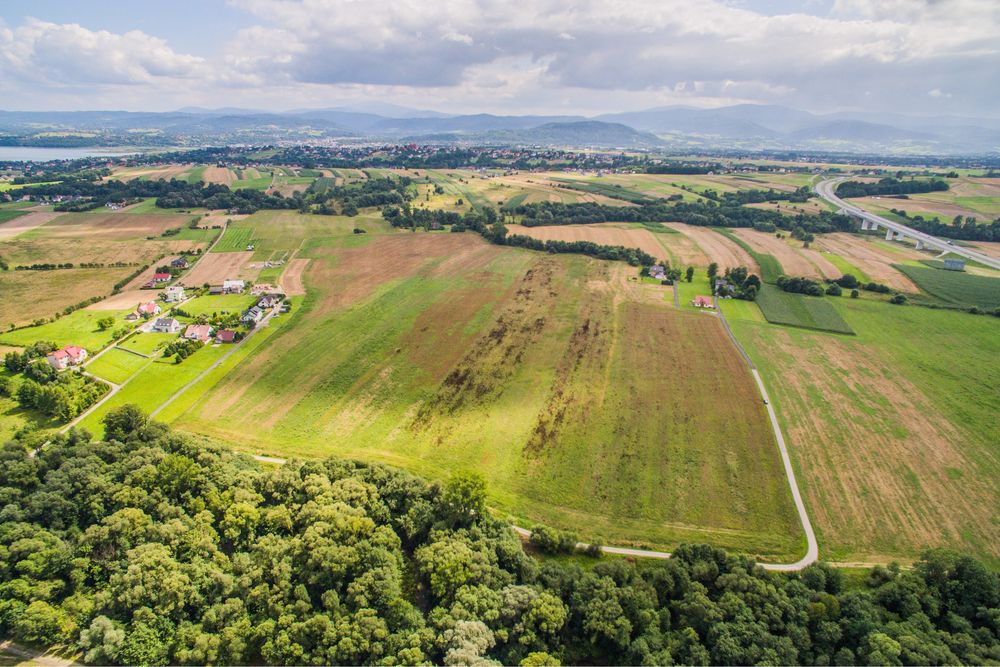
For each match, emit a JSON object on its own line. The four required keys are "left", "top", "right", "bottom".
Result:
{"left": 46, "top": 345, "right": 88, "bottom": 370}
{"left": 152, "top": 272, "right": 171, "bottom": 283}
{"left": 692, "top": 296, "right": 715, "bottom": 309}
{"left": 215, "top": 329, "right": 236, "bottom": 344}
{"left": 184, "top": 324, "right": 213, "bottom": 343}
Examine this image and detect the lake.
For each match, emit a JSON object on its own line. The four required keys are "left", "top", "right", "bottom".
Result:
{"left": 0, "top": 147, "right": 136, "bottom": 162}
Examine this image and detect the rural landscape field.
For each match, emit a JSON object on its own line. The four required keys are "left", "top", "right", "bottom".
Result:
{"left": 1, "top": 2, "right": 999, "bottom": 664}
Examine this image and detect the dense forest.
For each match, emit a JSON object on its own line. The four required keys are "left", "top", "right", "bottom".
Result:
{"left": 834, "top": 178, "right": 949, "bottom": 198}
{"left": 0, "top": 408, "right": 997, "bottom": 666}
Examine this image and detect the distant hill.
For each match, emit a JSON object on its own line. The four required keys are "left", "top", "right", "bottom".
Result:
{"left": 0, "top": 104, "right": 998, "bottom": 153}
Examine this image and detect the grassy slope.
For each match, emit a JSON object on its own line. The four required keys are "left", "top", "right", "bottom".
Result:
{"left": 893, "top": 264, "right": 1000, "bottom": 309}
{"left": 0, "top": 308, "right": 134, "bottom": 350}
{"left": 755, "top": 286, "right": 855, "bottom": 335}
{"left": 726, "top": 298, "right": 1000, "bottom": 564}
{"left": 168, "top": 229, "right": 802, "bottom": 558}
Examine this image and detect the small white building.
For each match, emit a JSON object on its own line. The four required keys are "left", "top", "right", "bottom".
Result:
{"left": 222, "top": 279, "right": 245, "bottom": 294}
{"left": 163, "top": 285, "right": 186, "bottom": 302}
{"left": 151, "top": 317, "right": 182, "bottom": 333}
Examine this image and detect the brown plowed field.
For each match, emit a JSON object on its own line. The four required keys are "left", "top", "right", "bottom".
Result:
{"left": 202, "top": 166, "right": 236, "bottom": 185}
{"left": 86, "top": 289, "right": 154, "bottom": 311}
{"left": 814, "top": 234, "right": 919, "bottom": 292}
{"left": 180, "top": 251, "right": 255, "bottom": 286}
{"left": 280, "top": 258, "right": 310, "bottom": 296}
{"left": 120, "top": 256, "right": 181, "bottom": 290}
{"left": 0, "top": 212, "right": 61, "bottom": 240}
{"left": 732, "top": 228, "right": 840, "bottom": 279}
{"left": 25, "top": 212, "right": 192, "bottom": 241}
{"left": 665, "top": 224, "right": 759, "bottom": 273}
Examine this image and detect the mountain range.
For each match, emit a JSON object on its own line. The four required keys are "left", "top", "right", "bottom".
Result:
{"left": 1, "top": 104, "right": 998, "bottom": 154}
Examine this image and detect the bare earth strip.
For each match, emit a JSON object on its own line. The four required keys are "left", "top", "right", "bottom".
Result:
{"left": 814, "top": 233, "right": 919, "bottom": 291}
{"left": 0, "top": 211, "right": 61, "bottom": 240}
{"left": 665, "top": 223, "right": 759, "bottom": 273}
{"left": 86, "top": 289, "right": 153, "bottom": 311}
{"left": 281, "top": 258, "right": 310, "bottom": 295}
{"left": 506, "top": 223, "right": 671, "bottom": 264}
{"left": 202, "top": 166, "right": 236, "bottom": 185}
{"left": 180, "top": 251, "right": 255, "bottom": 286}
{"left": 732, "top": 228, "right": 840, "bottom": 279}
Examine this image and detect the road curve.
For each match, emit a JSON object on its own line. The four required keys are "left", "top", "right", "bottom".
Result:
{"left": 814, "top": 178, "right": 1000, "bottom": 270}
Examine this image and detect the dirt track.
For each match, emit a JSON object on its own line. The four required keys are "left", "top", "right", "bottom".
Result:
{"left": 280, "top": 258, "right": 310, "bottom": 295}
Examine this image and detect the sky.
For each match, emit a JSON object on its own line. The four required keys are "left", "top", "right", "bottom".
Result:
{"left": 1, "top": 0, "right": 998, "bottom": 118}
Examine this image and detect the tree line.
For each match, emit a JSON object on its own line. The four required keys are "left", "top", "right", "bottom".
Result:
{"left": 835, "top": 178, "right": 949, "bottom": 198}
{"left": 0, "top": 408, "right": 997, "bottom": 665}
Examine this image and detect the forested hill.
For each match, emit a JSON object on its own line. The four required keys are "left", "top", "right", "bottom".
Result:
{"left": 1, "top": 408, "right": 998, "bottom": 666}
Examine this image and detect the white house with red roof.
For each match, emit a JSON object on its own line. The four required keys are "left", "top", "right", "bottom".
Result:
{"left": 46, "top": 345, "right": 88, "bottom": 370}
{"left": 184, "top": 324, "right": 213, "bottom": 343}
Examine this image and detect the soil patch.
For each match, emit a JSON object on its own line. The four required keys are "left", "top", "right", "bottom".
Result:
{"left": 280, "top": 258, "right": 310, "bottom": 296}
{"left": 814, "top": 234, "right": 918, "bottom": 291}
{"left": 0, "top": 212, "right": 61, "bottom": 240}
{"left": 181, "top": 251, "right": 256, "bottom": 286}
{"left": 732, "top": 228, "right": 840, "bottom": 279}
{"left": 665, "top": 224, "right": 759, "bottom": 273}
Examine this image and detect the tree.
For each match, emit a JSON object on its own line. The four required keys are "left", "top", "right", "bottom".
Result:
{"left": 685, "top": 266, "right": 695, "bottom": 282}
{"left": 826, "top": 284, "right": 842, "bottom": 296}
{"left": 707, "top": 262, "right": 719, "bottom": 280}
{"left": 97, "top": 316, "right": 115, "bottom": 331}
{"left": 850, "top": 289, "right": 860, "bottom": 298}
{"left": 441, "top": 470, "right": 487, "bottom": 526}
{"left": 102, "top": 404, "right": 148, "bottom": 441}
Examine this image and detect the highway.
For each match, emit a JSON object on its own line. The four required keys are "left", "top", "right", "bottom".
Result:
{"left": 814, "top": 178, "right": 1000, "bottom": 271}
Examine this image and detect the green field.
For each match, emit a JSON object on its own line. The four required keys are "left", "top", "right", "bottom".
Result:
{"left": 0, "top": 308, "right": 134, "bottom": 350}
{"left": 85, "top": 347, "right": 150, "bottom": 384}
{"left": 551, "top": 179, "right": 659, "bottom": 204}
{"left": 180, "top": 294, "right": 256, "bottom": 317}
{"left": 894, "top": 263, "right": 1000, "bottom": 309}
{"left": 165, "top": 232, "right": 803, "bottom": 559}
{"left": 79, "top": 345, "right": 229, "bottom": 435}
{"left": 728, "top": 298, "right": 1000, "bottom": 564}
{"left": 118, "top": 331, "right": 182, "bottom": 356}
{"left": 0, "top": 209, "right": 28, "bottom": 224}
{"left": 755, "top": 285, "right": 854, "bottom": 334}
{"left": 212, "top": 225, "right": 257, "bottom": 252}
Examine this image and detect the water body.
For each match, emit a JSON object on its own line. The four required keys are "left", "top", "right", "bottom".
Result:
{"left": 0, "top": 146, "right": 136, "bottom": 162}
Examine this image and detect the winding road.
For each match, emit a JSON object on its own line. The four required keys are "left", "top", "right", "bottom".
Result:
{"left": 814, "top": 178, "right": 1000, "bottom": 270}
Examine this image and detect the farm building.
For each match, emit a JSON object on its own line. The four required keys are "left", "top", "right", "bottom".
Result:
{"left": 163, "top": 285, "right": 186, "bottom": 302}
{"left": 208, "top": 285, "right": 224, "bottom": 295}
{"left": 215, "top": 329, "right": 236, "bottom": 344}
{"left": 692, "top": 296, "right": 715, "bottom": 308}
{"left": 257, "top": 295, "right": 282, "bottom": 309}
{"left": 943, "top": 258, "right": 966, "bottom": 271}
{"left": 184, "top": 324, "right": 213, "bottom": 343}
{"left": 223, "top": 279, "right": 245, "bottom": 294}
{"left": 170, "top": 258, "right": 190, "bottom": 269}
{"left": 151, "top": 317, "right": 182, "bottom": 333}
{"left": 46, "top": 345, "right": 87, "bottom": 370}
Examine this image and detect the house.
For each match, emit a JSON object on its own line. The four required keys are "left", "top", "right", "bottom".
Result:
{"left": 257, "top": 295, "right": 282, "bottom": 309}
{"left": 943, "top": 258, "right": 966, "bottom": 271}
{"left": 184, "top": 324, "right": 213, "bottom": 343}
{"left": 241, "top": 306, "right": 264, "bottom": 324}
{"left": 222, "top": 279, "right": 245, "bottom": 294}
{"left": 163, "top": 285, "right": 186, "bottom": 302}
{"left": 151, "top": 317, "right": 182, "bottom": 333}
{"left": 170, "top": 258, "right": 190, "bottom": 269}
{"left": 151, "top": 272, "right": 171, "bottom": 284}
{"left": 208, "top": 285, "right": 225, "bottom": 295}
{"left": 46, "top": 345, "right": 87, "bottom": 370}
{"left": 648, "top": 264, "right": 667, "bottom": 281}
{"left": 215, "top": 329, "right": 236, "bottom": 344}
{"left": 692, "top": 296, "right": 715, "bottom": 309}
{"left": 127, "top": 301, "right": 161, "bottom": 320}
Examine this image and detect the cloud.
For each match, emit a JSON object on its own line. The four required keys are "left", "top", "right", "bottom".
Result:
{"left": 0, "top": 18, "right": 206, "bottom": 86}
{"left": 1, "top": 1, "right": 999, "bottom": 116}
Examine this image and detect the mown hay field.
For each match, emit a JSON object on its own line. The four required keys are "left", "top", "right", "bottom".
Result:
{"left": 167, "top": 231, "right": 804, "bottom": 559}
{"left": 724, "top": 298, "right": 1000, "bottom": 565}
{"left": 894, "top": 264, "right": 1000, "bottom": 310}
{"left": 755, "top": 285, "right": 854, "bottom": 335}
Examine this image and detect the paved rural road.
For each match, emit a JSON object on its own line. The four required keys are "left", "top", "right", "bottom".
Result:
{"left": 149, "top": 309, "right": 277, "bottom": 418}
{"left": 814, "top": 178, "right": 1000, "bottom": 270}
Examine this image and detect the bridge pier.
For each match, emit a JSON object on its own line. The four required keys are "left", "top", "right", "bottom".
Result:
{"left": 859, "top": 219, "right": 870, "bottom": 230}
{"left": 886, "top": 229, "right": 895, "bottom": 241}
{"left": 915, "top": 240, "right": 924, "bottom": 250}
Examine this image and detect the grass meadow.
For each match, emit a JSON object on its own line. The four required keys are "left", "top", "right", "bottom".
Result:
{"left": 755, "top": 286, "right": 855, "bottom": 334}
{"left": 0, "top": 307, "right": 134, "bottom": 350}
{"left": 728, "top": 298, "right": 1000, "bottom": 565}
{"left": 894, "top": 264, "right": 1000, "bottom": 309}
{"left": 166, "top": 232, "right": 803, "bottom": 559}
